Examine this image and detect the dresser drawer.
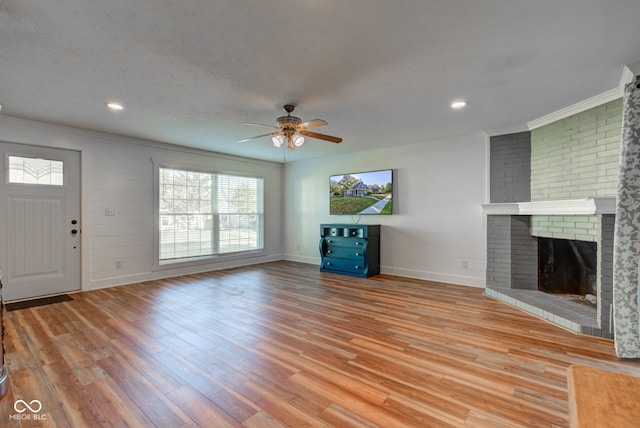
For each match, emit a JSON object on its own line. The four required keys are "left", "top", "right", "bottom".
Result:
{"left": 323, "top": 245, "right": 366, "bottom": 260}
{"left": 323, "top": 237, "right": 367, "bottom": 248}
{"left": 321, "top": 257, "right": 367, "bottom": 274}
{"left": 321, "top": 226, "right": 367, "bottom": 238}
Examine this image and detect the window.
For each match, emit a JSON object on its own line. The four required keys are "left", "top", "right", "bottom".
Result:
{"left": 217, "top": 174, "right": 262, "bottom": 253}
{"left": 158, "top": 167, "right": 263, "bottom": 263}
{"left": 7, "top": 155, "right": 64, "bottom": 185}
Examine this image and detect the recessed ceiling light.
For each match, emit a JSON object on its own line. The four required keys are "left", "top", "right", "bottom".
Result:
{"left": 451, "top": 100, "right": 467, "bottom": 110}
{"left": 106, "top": 102, "right": 124, "bottom": 111}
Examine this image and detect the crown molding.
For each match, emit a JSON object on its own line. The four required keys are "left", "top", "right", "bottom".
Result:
{"left": 626, "top": 61, "right": 640, "bottom": 75}
{"left": 527, "top": 87, "right": 623, "bottom": 131}
{"left": 527, "top": 66, "right": 634, "bottom": 131}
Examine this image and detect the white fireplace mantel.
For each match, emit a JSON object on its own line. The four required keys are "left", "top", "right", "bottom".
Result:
{"left": 482, "top": 197, "right": 617, "bottom": 216}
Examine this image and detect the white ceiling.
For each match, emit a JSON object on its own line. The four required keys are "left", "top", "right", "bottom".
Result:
{"left": 1, "top": 1, "right": 639, "bottom": 163}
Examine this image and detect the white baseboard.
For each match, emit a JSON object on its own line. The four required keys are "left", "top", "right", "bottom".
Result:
{"left": 282, "top": 254, "right": 319, "bottom": 265}
{"left": 86, "top": 254, "right": 283, "bottom": 291}
{"left": 381, "top": 265, "right": 486, "bottom": 288}
{"left": 281, "top": 254, "right": 486, "bottom": 288}
{"left": 87, "top": 255, "right": 486, "bottom": 291}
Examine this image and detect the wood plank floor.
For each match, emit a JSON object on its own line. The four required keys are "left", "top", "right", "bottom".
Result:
{"left": 2, "top": 261, "right": 639, "bottom": 427}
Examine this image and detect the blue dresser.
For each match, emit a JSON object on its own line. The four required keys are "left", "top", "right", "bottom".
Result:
{"left": 319, "top": 224, "right": 380, "bottom": 277}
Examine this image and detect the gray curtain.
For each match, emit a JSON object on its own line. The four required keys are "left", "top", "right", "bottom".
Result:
{"left": 613, "top": 74, "right": 640, "bottom": 358}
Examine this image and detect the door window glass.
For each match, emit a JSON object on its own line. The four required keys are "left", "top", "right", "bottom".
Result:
{"left": 7, "top": 155, "right": 64, "bottom": 185}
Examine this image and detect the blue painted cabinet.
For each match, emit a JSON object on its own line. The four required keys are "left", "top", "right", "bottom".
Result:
{"left": 319, "top": 224, "right": 380, "bottom": 277}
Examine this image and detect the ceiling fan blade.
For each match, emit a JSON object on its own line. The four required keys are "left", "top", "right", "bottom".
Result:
{"left": 300, "top": 119, "right": 328, "bottom": 129}
{"left": 299, "top": 130, "right": 342, "bottom": 144}
{"left": 238, "top": 132, "right": 279, "bottom": 143}
{"left": 242, "top": 122, "right": 277, "bottom": 129}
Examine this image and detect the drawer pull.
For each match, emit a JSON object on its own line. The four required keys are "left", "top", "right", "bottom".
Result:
{"left": 355, "top": 265, "right": 360, "bottom": 269}
{"left": 355, "top": 252, "right": 361, "bottom": 256}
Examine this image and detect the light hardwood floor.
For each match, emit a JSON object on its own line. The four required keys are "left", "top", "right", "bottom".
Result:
{"left": 1, "top": 261, "right": 639, "bottom": 427}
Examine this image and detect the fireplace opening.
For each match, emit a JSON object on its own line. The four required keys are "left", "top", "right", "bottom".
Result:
{"left": 538, "top": 238, "right": 597, "bottom": 307}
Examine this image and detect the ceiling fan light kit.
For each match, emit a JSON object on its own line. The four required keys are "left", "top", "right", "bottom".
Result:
{"left": 271, "top": 134, "right": 284, "bottom": 147}
{"left": 293, "top": 134, "right": 304, "bottom": 147}
{"left": 241, "top": 104, "right": 342, "bottom": 150}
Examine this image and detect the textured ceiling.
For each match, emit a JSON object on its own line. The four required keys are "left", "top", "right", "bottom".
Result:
{"left": 1, "top": 0, "right": 640, "bottom": 163}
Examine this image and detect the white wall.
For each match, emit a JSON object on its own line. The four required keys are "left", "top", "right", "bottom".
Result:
{"left": 284, "top": 132, "right": 489, "bottom": 287}
{"left": 0, "top": 114, "right": 488, "bottom": 291}
{"left": 0, "top": 115, "right": 284, "bottom": 291}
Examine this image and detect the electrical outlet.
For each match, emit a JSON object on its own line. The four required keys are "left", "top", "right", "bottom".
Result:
{"left": 105, "top": 207, "right": 116, "bottom": 216}
{"left": 115, "top": 259, "right": 122, "bottom": 269}
{"left": 461, "top": 260, "right": 468, "bottom": 269}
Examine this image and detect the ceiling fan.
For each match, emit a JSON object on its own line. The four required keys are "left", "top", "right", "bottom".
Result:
{"left": 239, "top": 104, "right": 342, "bottom": 150}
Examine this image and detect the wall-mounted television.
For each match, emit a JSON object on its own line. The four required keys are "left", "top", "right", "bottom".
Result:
{"left": 329, "top": 169, "right": 393, "bottom": 215}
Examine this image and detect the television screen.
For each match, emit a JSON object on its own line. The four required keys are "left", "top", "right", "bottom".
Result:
{"left": 329, "top": 169, "right": 393, "bottom": 215}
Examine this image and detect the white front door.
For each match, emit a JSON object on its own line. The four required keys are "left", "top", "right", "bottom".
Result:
{"left": 0, "top": 143, "right": 81, "bottom": 301}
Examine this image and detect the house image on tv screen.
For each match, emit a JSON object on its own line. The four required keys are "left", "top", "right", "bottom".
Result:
{"left": 329, "top": 169, "right": 393, "bottom": 215}
{"left": 342, "top": 180, "right": 367, "bottom": 197}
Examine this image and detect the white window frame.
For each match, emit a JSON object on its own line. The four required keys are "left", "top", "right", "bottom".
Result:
{"left": 153, "top": 158, "right": 264, "bottom": 269}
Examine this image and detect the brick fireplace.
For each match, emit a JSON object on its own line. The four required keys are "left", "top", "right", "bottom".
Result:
{"left": 484, "top": 98, "right": 622, "bottom": 338}
{"left": 483, "top": 199, "right": 615, "bottom": 338}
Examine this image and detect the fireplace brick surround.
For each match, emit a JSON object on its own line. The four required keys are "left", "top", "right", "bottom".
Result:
{"left": 484, "top": 100, "right": 622, "bottom": 338}
{"left": 484, "top": 210, "right": 614, "bottom": 337}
